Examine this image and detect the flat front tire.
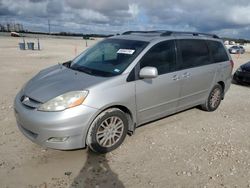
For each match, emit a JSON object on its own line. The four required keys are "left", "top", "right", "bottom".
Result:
{"left": 87, "top": 108, "right": 128, "bottom": 153}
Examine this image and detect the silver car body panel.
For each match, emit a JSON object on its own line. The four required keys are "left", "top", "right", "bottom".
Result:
{"left": 15, "top": 92, "right": 99, "bottom": 149}
{"left": 135, "top": 71, "right": 182, "bottom": 124}
{"left": 24, "top": 64, "right": 109, "bottom": 103}
{"left": 176, "top": 64, "right": 217, "bottom": 111}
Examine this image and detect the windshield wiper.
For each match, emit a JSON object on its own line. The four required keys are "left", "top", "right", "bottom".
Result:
{"left": 70, "top": 66, "right": 93, "bottom": 75}
{"left": 70, "top": 65, "right": 116, "bottom": 77}
{"left": 62, "top": 60, "right": 72, "bottom": 68}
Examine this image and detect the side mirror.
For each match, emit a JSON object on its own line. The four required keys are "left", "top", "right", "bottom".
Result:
{"left": 139, "top": 67, "right": 158, "bottom": 79}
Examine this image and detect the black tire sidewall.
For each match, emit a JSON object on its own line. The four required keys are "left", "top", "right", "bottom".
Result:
{"left": 88, "top": 109, "right": 128, "bottom": 153}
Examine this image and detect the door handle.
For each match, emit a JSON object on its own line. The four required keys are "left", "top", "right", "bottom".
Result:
{"left": 172, "top": 75, "right": 180, "bottom": 81}
{"left": 182, "top": 72, "right": 191, "bottom": 78}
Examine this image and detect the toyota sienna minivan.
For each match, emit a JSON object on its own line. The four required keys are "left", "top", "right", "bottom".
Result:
{"left": 14, "top": 31, "right": 233, "bottom": 153}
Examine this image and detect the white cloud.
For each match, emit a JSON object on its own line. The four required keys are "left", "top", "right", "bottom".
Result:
{"left": 228, "top": 6, "right": 250, "bottom": 25}
{"left": 128, "top": 3, "right": 139, "bottom": 18}
{"left": 2, "top": 0, "right": 47, "bottom": 17}
{"left": 76, "top": 9, "right": 109, "bottom": 23}
{"left": 1, "top": 0, "right": 250, "bottom": 38}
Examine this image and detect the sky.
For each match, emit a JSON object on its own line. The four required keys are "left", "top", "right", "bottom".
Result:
{"left": 1, "top": 0, "right": 250, "bottom": 39}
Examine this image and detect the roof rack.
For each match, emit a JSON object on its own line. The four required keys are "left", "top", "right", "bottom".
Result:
{"left": 161, "top": 31, "right": 219, "bottom": 39}
{"left": 122, "top": 30, "right": 163, "bottom": 35}
{"left": 122, "top": 30, "right": 220, "bottom": 39}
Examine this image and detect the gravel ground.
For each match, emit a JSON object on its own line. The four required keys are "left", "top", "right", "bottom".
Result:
{"left": 0, "top": 36, "right": 250, "bottom": 188}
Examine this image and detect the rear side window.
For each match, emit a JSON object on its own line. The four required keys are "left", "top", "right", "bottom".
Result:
{"left": 207, "top": 41, "right": 229, "bottom": 63}
{"left": 140, "top": 40, "right": 176, "bottom": 75}
{"left": 178, "top": 39, "right": 210, "bottom": 69}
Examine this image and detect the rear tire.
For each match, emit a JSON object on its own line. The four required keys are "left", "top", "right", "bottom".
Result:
{"left": 201, "top": 84, "right": 223, "bottom": 112}
{"left": 87, "top": 108, "right": 128, "bottom": 153}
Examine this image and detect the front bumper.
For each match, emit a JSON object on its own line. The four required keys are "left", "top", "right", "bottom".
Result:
{"left": 233, "top": 71, "right": 250, "bottom": 84}
{"left": 14, "top": 92, "right": 99, "bottom": 150}
{"left": 229, "top": 50, "right": 239, "bottom": 54}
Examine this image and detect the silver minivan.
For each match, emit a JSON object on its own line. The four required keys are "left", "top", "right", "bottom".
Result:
{"left": 14, "top": 31, "right": 233, "bottom": 153}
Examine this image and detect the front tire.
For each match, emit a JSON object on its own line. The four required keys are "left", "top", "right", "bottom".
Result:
{"left": 201, "top": 84, "right": 223, "bottom": 112}
{"left": 87, "top": 108, "right": 128, "bottom": 153}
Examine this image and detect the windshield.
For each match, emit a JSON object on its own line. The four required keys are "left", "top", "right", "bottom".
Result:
{"left": 232, "top": 46, "right": 239, "bottom": 49}
{"left": 71, "top": 39, "right": 148, "bottom": 77}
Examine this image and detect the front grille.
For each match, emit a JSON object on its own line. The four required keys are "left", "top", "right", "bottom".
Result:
{"left": 20, "top": 95, "right": 42, "bottom": 109}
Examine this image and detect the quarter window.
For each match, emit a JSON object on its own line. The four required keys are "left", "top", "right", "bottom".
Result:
{"left": 140, "top": 40, "right": 176, "bottom": 75}
{"left": 207, "top": 41, "right": 229, "bottom": 63}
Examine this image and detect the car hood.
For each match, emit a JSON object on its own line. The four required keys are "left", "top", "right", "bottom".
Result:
{"left": 23, "top": 64, "right": 108, "bottom": 103}
{"left": 241, "top": 62, "right": 250, "bottom": 72}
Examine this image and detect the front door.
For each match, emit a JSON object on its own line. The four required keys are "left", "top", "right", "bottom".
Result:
{"left": 135, "top": 40, "right": 182, "bottom": 125}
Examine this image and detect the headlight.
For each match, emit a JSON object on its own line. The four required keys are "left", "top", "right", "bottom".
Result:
{"left": 38, "top": 91, "right": 88, "bottom": 112}
{"left": 237, "top": 67, "right": 242, "bottom": 72}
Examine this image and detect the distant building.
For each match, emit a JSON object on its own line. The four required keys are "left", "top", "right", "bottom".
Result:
{"left": 14, "top": 23, "right": 23, "bottom": 32}
{"left": 229, "top": 41, "right": 235, "bottom": 45}
{"left": 224, "top": 40, "right": 229, "bottom": 45}
{"left": 1, "top": 23, "right": 24, "bottom": 32}
{"left": 7, "top": 23, "right": 14, "bottom": 31}
{"left": 0, "top": 24, "right": 5, "bottom": 31}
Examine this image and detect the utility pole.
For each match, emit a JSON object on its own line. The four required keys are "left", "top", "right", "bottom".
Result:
{"left": 48, "top": 19, "right": 51, "bottom": 34}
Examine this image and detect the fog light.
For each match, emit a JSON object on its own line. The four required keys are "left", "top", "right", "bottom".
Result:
{"left": 47, "top": 137, "right": 69, "bottom": 142}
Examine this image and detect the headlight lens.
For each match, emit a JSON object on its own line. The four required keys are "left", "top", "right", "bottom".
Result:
{"left": 38, "top": 91, "right": 88, "bottom": 112}
{"left": 237, "top": 67, "right": 242, "bottom": 72}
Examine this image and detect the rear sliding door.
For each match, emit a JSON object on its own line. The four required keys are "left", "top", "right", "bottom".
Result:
{"left": 176, "top": 39, "right": 216, "bottom": 110}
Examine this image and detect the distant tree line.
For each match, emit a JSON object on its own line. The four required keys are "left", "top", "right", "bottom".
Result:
{"left": 222, "top": 37, "right": 250, "bottom": 45}
{"left": 56, "top": 32, "right": 114, "bottom": 38}
{"left": 0, "top": 29, "right": 114, "bottom": 38}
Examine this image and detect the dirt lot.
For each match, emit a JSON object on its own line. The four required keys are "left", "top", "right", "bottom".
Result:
{"left": 0, "top": 35, "right": 250, "bottom": 188}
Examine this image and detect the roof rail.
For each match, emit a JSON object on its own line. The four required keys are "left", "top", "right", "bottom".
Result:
{"left": 122, "top": 30, "right": 219, "bottom": 39}
{"left": 122, "top": 30, "right": 163, "bottom": 35}
{"left": 161, "top": 31, "right": 220, "bottom": 39}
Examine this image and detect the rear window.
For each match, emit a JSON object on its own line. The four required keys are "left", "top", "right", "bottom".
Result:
{"left": 207, "top": 41, "right": 229, "bottom": 63}
{"left": 178, "top": 39, "right": 210, "bottom": 69}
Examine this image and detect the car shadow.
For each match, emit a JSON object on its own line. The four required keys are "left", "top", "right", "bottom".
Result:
{"left": 70, "top": 149, "right": 125, "bottom": 188}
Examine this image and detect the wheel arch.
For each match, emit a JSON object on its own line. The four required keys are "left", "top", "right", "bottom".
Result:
{"left": 217, "top": 81, "right": 225, "bottom": 99}
{"left": 84, "top": 104, "right": 135, "bottom": 147}
{"left": 105, "top": 105, "right": 135, "bottom": 134}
